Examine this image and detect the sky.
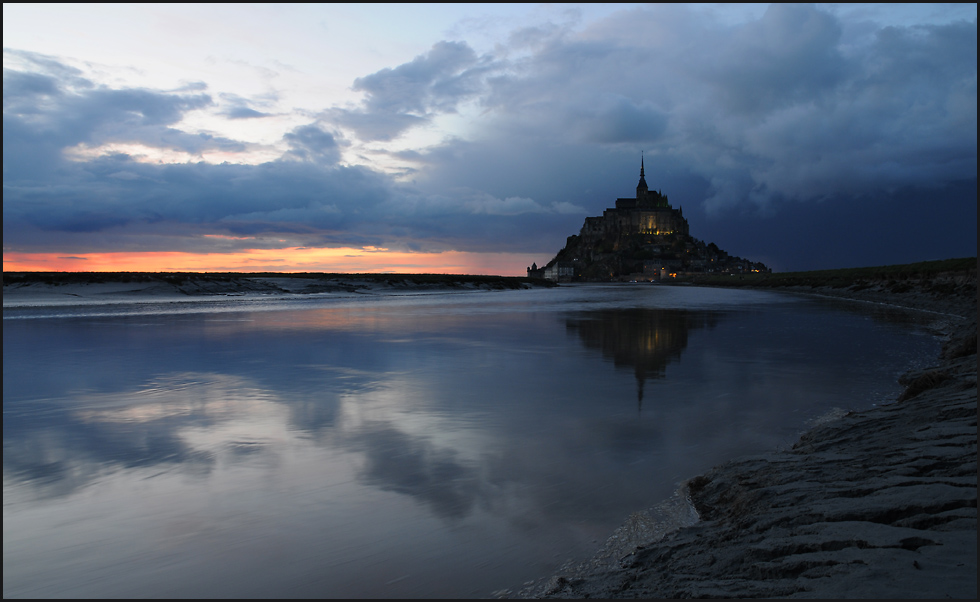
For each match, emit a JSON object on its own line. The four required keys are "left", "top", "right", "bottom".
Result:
{"left": 3, "top": 3, "right": 976, "bottom": 275}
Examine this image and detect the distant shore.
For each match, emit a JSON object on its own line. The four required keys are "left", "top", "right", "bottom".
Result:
{"left": 518, "top": 260, "right": 977, "bottom": 599}
{"left": 2, "top": 272, "right": 555, "bottom": 306}
{"left": 684, "top": 257, "right": 977, "bottom": 318}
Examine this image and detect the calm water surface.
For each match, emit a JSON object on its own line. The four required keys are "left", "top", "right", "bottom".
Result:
{"left": 3, "top": 285, "right": 939, "bottom": 597}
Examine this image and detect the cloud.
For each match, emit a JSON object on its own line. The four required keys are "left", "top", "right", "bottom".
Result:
{"left": 575, "top": 96, "right": 668, "bottom": 144}
{"left": 223, "top": 106, "right": 271, "bottom": 119}
{"left": 704, "top": 4, "right": 847, "bottom": 115}
{"left": 324, "top": 110, "right": 426, "bottom": 143}
{"left": 355, "top": 41, "right": 480, "bottom": 113}
{"left": 3, "top": 6, "right": 976, "bottom": 270}
{"left": 218, "top": 91, "right": 276, "bottom": 119}
{"left": 370, "top": 4, "right": 974, "bottom": 265}
{"left": 282, "top": 124, "right": 343, "bottom": 165}
{"left": 3, "top": 50, "right": 230, "bottom": 180}
{"left": 3, "top": 50, "right": 590, "bottom": 256}
{"left": 328, "top": 41, "right": 500, "bottom": 141}
{"left": 461, "top": 192, "right": 584, "bottom": 216}
{"left": 698, "top": 12, "right": 977, "bottom": 208}
{"left": 426, "top": 4, "right": 976, "bottom": 212}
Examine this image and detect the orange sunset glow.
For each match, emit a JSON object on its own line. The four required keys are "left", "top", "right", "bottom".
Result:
{"left": 2, "top": 247, "right": 534, "bottom": 276}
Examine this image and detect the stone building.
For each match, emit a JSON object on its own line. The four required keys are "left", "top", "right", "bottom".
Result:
{"left": 579, "top": 156, "right": 689, "bottom": 244}
{"left": 529, "top": 156, "right": 769, "bottom": 281}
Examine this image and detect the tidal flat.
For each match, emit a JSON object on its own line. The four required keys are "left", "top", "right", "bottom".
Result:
{"left": 523, "top": 270, "right": 977, "bottom": 599}
{"left": 2, "top": 278, "right": 969, "bottom": 598}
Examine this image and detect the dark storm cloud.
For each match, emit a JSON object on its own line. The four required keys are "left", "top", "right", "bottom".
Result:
{"left": 581, "top": 98, "right": 668, "bottom": 144}
{"left": 385, "top": 4, "right": 975, "bottom": 267}
{"left": 435, "top": 4, "right": 976, "bottom": 210}
{"left": 3, "top": 154, "right": 392, "bottom": 250}
{"left": 704, "top": 4, "right": 847, "bottom": 115}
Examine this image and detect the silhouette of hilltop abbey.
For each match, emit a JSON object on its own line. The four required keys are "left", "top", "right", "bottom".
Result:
{"left": 529, "top": 156, "right": 769, "bottom": 281}
{"left": 583, "top": 155, "right": 690, "bottom": 240}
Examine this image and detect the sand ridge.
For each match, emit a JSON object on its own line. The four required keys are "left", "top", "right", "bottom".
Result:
{"left": 2, "top": 273, "right": 552, "bottom": 307}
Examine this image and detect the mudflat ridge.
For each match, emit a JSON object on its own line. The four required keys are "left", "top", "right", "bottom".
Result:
{"left": 2, "top": 272, "right": 553, "bottom": 304}
{"left": 522, "top": 274, "right": 977, "bottom": 599}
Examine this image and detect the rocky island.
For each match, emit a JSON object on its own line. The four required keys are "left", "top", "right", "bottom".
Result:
{"left": 529, "top": 157, "right": 769, "bottom": 282}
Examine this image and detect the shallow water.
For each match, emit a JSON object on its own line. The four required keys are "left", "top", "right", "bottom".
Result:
{"left": 3, "top": 284, "right": 939, "bottom": 598}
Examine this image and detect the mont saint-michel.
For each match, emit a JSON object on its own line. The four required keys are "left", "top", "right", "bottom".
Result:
{"left": 529, "top": 158, "right": 769, "bottom": 282}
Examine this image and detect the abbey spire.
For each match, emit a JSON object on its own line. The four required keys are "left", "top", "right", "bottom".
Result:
{"left": 636, "top": 153, "right": 649, "bottom": 199}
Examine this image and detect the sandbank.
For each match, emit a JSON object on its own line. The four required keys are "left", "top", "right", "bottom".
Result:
{"left": 2, "top": 272, "right": 552, "bottom": 308}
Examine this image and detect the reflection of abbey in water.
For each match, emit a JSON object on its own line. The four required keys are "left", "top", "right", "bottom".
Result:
{"left": 566, "top": 309, "right": 719, "bottom": 411}
{"left": 529, "top": 157, "right": 769, "bottom": 281}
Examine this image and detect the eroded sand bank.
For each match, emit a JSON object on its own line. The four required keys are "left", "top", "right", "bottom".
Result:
{"left": 520, "top": 284, "right": 977, "bottom": 599}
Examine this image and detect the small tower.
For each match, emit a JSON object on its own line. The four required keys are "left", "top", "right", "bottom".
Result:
{"left": 636, "top": 154, "right": 649, "bottom": 201}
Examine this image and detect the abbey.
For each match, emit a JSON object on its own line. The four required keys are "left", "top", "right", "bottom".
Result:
{"left": 530, "top": 157, "right": 768, "bottom": 282}
{"left": 581, "top": 156, "right": 689, "bottom": 242}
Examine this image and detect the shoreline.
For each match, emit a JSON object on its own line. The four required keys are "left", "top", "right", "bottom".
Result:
{"left": 2, "top": 272, "right": 554, "bottom": 308}
{"left": 519, "top": 282, "right": 977, "bottom": 599}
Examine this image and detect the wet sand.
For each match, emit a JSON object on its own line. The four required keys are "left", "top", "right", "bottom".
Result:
{"left": 521, "top": 281, "right": 977, "bottom": 599}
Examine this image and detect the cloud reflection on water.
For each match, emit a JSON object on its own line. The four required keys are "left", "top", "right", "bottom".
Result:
{"left": 348, "top": 423, "right": 481, "bottom": 520}
{"left": 4, "top": 302, "right": 718, "bottom": 522}
{"left": 2, "top": 289, "right": 939, "bottom": 597}
{"left": 3, "top": 372, "right": 299, "bottom": 500}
